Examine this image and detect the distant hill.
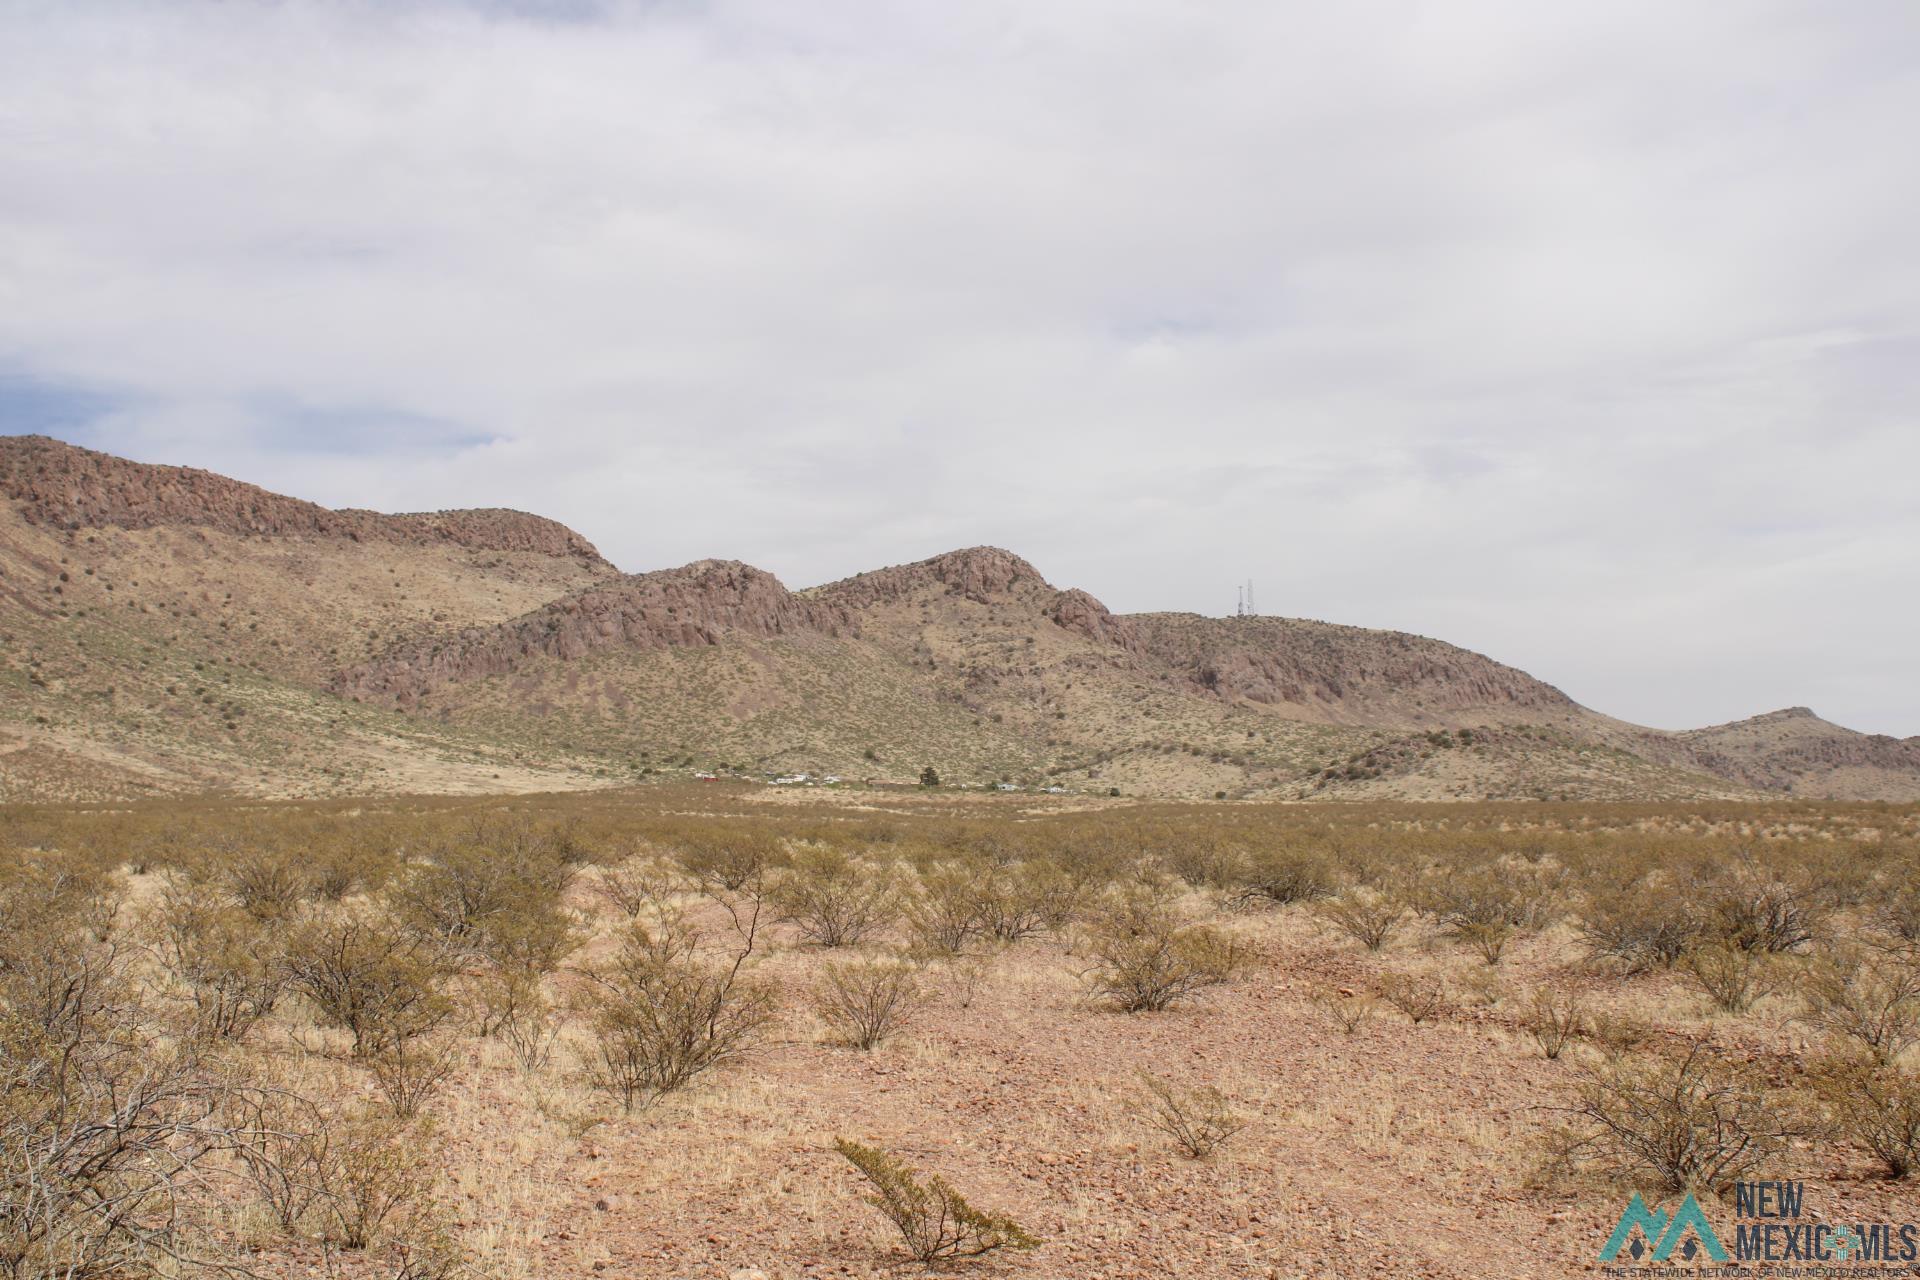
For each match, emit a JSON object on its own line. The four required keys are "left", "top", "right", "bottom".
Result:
{"left": 1, "top": 434, "right": 1910, "bottom": 803}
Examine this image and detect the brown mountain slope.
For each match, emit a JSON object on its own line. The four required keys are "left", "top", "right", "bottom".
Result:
{"left": 1664, "top": 707, "right": 1920, "bottom": 801}
{"left": 0, "top": 438, "right": 1908, "bottom": 803}
{"left": 0, "top": 436, "right": 619, "bottom": 800}
{"left": 0, "top": 434, "right": 606, "bottom": 563}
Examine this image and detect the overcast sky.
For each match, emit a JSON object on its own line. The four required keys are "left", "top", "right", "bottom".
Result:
{"left": 1, "top": 1, "right": 1916, "bottom": 735}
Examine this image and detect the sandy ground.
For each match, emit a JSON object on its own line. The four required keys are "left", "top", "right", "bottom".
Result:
{"left": 247, "top": 901, "right": 1915, "bottom": 1280}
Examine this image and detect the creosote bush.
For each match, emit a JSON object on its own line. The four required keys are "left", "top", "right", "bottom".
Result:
{"left": 1136, "top": 1072, "right": 1247, "bottom": 1160}
{"left": 578, "top": 918, "right": 776, "bottom": 1112}
{"left": 814, "top": 956, "right": 925, "bottom": 1050}
{"left": 1798, "top": 954, "right": 1920, "bottom": 1066}
{"left": 1549, "top": 1042, "right": 1801, "bottom": 1193}
{"left": 1315, "top": 885, "right": 1409, "bottom": 952}
{"left": 1523, "top": 987, "right": 1587, "bottom": 1060}
{"left": 1078, "top": 886, "right": 1242, "bottom": 1012}
{"left": 773, "top": 846, "right": 900, "bottom": 948}
{"left": 834, "top": 1138, "right": 1039, "bottom": 1263}
{"left": 1810, "top": 1054, "right": 1920, "bottom": 1179}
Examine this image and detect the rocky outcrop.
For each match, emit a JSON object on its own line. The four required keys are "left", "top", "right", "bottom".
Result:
{"left": 0, "top": 435, "right": 608, "bottom": 564}
{"left": 816, "top": 546, "right": 1052, "bottom": 608}
{"left": 1125, "top": 614, "right": 1580, "bottom": 724}
{"left": 334, "top": 560, "right": 854, "bottom": 706}
{"left": 1046, "top": 588, "right": 1141, "bottom": 650}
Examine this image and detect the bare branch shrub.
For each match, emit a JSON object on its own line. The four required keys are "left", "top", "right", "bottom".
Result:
{"left": 1548, "top": 1042, "right": 1800, "bottom": 1193}
{"left": 1682, "top": 943, "right": 1783, "bottom": 1015}
{"left": 813, "top": 956, "right": 924, "bottom": 1050}
{"left": 1522, "top": 987, "right": 1587, "bottom": 1059}
{"left": 1810, "top": 1054, "right": 1920, "bottom": 1179}
{"left": 577, "top": 920, "right": 776, "bottom": 1111}
{"left": 1798, "top": 953, "right": 1920, "bottom": 1065}
{"left": 1135, "top": 1072, "right": 1247, "bottom": 1159}
{"left": 1314, "top": 886, "right": 1408, "bottom": 952}
{"left": 1377, "top": 971, "right": 1448, "bottom": 1025}
{"left": 1309, "top": 986, "right": 1377, "bottom": 1035}
{"left": 772, "top": 847, "right": 900, "bottom": 948}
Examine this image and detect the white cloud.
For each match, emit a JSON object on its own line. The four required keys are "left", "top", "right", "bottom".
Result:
{"left": 1, "top": 0, "right": 1916, "bottom": 732}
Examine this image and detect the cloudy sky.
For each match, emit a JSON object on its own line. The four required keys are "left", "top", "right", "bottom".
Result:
{"left": 1, "top": 1, "right": 1916, "bottom": 734}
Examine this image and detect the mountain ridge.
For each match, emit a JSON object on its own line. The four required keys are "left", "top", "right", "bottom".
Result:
{"left": 0, "top": 434, "right": 1910, "bottom": 803}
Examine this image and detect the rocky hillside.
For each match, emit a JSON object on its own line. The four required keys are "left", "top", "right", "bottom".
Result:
{"left": 1, "top": 436, "right": 1912, "bottom": 803}
{"left": 1668, "top": 707, "right": 1920, "bottom": 801}
{"left": 0, "top": 434, "right": 607, "bottom": 563}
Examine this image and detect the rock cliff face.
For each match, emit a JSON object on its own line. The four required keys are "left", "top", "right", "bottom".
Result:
{"left": 334, "top": 560, "right": 856, "bottom": 707}
{"left": 0, "top": 435, "right": 608, "bottom": 564}
{"left": 1124, "top": 614, "right": 1581, "bottom": 724}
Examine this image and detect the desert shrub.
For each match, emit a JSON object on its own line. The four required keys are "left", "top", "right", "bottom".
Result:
{"left": 1419, "top": 860, "right": 1561, "bottom": 963}
{"left": 226, "top": 1084, "right": 335, "bottom": 1234}
{"left": 905, "top": 861, "right": 986, "bottom": 954}
{"left": 578, "top": 921, "right": 776, "bottom": 1111}
{"left": 677, "top": 828, "right": 781, "bottom": 892}
{"left": 1549, "top": 1042, "right": 1800, "bottom": 1193}
{"left": 1810, "top": 1055, "right": 1920, "bottom": 1178}
{"left": 591, "top": 855, "right": 681, "bottom": 921}
{"left": 1576, "top": 875, "right": 1702, "bottom": 972}
{"left": 1310, "top": 986, "right": 1378, "bottom": 1035}
{"left": 1692, "top": 853, "right": 1832, "bottom": 953}
{"left": 1077, "top": 886, "right": 1242, "bottom": 1012}
{"left": 1682, "top": 943, "right": 1783, "bottom": 1014}
{"left": 219, "top": 843, "right": 312, "bottom": 922}
{"left": 150, "top": 877, "right": 286, "bottom": 1040}
{"left": 834, "top": 1138, "right": 1039, "bottom": 1263}
{"left": 814, "top": 956, "right": 924, "bottom": 1050}
{"left": 1135, "top": 1072, "right": 1246, "bottom": 1159}
{"left": 1798, "top": 954, "right": 1920, "bottom": 1065}
{"left": 1230, "top": 844, "right": 1334, "bottom": 907}
{"left": 0, "top": 986, "right": 243, "bottom": 1278}
{"left": 1589, "top": 1011, "right": 1657, "bottom": 1062}
{"left": 282, "top": 914, "right": 456, "bottom": 1057}
{"left": 772, "top": 846, "right": 900, "bottom": 948}
{"left": 1522, "top": 987, "right": 1587, "bottom": 1059}
{"left": 318, "top": 1109, "right": 445, "bottom": 1251}
{"left": 466, "top": 897, "right": 579, "bottom": 1039}
{"left": 1159, "top": 836, "right": 1250, "bottom": 890}
{"left": 1869, "top": 864, "right": 1920, "bottom": 957}
{"left": 391, "top": 841, "right": 570, "bottom": 952}
{"left": 366, "top": 1027, "right": 460, "bottom": 1119}
{"left": 1315, "top": 886, "right": 1409, "bottom": 952}
{"left": 0, "top": 852, "right": 128, "bottom": 1044}
{"left": 976, "top": 860, "right": 1080, "bottom": 942}
{"left": 1377, "top": 971, "right": 1448, "bottom": 1025}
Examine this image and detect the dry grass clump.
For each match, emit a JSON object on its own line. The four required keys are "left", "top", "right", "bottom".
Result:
{"left": 834, "top": 1138, "right": 1039, "bottom": 1263}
